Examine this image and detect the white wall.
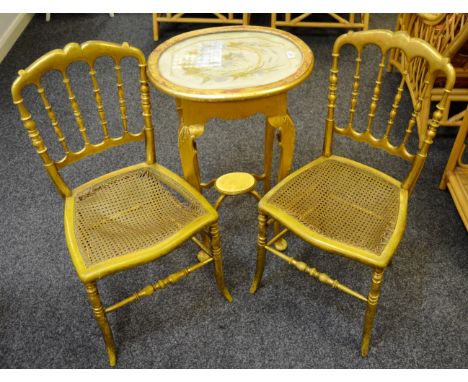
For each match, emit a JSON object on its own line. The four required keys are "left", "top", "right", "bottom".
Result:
{"left": 0, "top": 13, "right": 33, "bottom": 63}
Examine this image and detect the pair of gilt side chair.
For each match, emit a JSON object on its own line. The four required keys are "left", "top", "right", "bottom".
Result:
{"left": 11, "top": 30, "right": 455, "bottom": 366}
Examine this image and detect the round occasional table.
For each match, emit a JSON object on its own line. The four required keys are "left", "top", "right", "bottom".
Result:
{"left": 148, "top": 26, "right": 314, "bottom": 252}
{"left": 147, "top": 25, "right": 314, "bottom": 250}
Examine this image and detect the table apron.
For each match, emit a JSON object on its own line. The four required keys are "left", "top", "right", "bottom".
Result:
{"left": 177, "top": 92, "right": 289, "bottom": 125}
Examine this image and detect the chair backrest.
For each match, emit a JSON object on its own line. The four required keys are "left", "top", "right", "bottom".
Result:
{"left": 11, "top": 41, "right": 155, "bottom": 198}
{"left": 322, "top": 29, "right": 456, "bottom": 194}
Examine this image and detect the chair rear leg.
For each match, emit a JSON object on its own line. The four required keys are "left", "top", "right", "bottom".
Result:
{"left": 361, "top": 268, "right": 384, "bottom": 357}
{"left": 250, "top": 212, "right": 268, "bottom": 293}
{"left": 210, "top": 222, "right": 233, "bottom": 302}
{"left": 85, "top": 282, "right": 117, "bottom": 366}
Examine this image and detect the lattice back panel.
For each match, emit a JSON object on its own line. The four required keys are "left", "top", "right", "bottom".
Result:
{"left": 323, "top": 30, "right": 456, "bottom": 192}
{"left": 12, "top": 41, "right": 155, "bottom": 196}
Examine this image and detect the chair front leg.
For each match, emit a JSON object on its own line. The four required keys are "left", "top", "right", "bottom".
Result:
{"left": 361, "top": 268, "right": 384, "bottom": 357}
{"left": 85, "top": 281, "right": 117, "bottom": 366}
{"left": 210, "top": 222, "right": 233, "bottom": 302}
{"left": 250, "top": 212, "right": 268, "bottom": 294}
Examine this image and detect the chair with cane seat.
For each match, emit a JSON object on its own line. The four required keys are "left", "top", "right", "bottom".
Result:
{"left": 11, "top": 41, "right": 232, "bottom": 366}
{"left": 250, "top": 30, "right": 455, "bottom": 356}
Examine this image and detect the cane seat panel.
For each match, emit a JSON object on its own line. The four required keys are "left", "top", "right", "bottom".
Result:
{"left": 65, "top": 163, "right": 217, "bottom": 282}
{"left": 260, "top": 156, "right": 408, "bottom": 267}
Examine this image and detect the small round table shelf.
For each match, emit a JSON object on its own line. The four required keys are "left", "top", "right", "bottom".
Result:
{"left": 213, "top": 172, "right": 261, "bottom": 211}
{"left": 215, "top": 172, "right": 256, "bottom": 196}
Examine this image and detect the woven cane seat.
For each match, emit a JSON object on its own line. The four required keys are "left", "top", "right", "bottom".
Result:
{"left": 68, "top": 165, "right": 212, "bottom": 271}
{"left": 261, "top": 156, "right": 406, "bottom": 263}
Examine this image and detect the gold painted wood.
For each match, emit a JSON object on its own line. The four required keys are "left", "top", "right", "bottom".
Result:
{"left": 147, "top": 26, "right": 314, "bottom": 215}
{"left": 105, "top": 257, "right": 213, "bottom": 313}
{"left": 213, "top": 172, "right": 261, "bottom": 210}
{"left": 348, "top": 51, "right": 362, "bottom": 131}
{"left": 191, "top": 236, "right": 212, "bottom": 257}
{"left": 174, "top": 96, "right": 297, "bottom": 198}
{"left": 210, "top": 222, "right": 233, "bottom": 302}
{"left": 440, "top": 107, "right": 468, "bottom": 230}
{"left": 365, "top": 54, "right": 386, "bottom": 136}
{"left": 63, "top": 72, "right": 90, "bottom": 146}
{"left": 11, "top": 41, "right": 232, "bottom": 366}
{"left": 264, "top": 244, "right": 368, "bottom": 303}
{"left": 361, "top": 269, "right": 384, "bottom": 357}
{"left": 147, "top": 26, "right": 314, "bottom": 102}
{"left": 36, "top": 83, "right": 71, "bottom": 154}
{"left": 114, "top": 62, "right": 129, "bottom": 135}
{"left": 257, "top": 156, "right": 409, "bottom": 269}
{"left": 400, "top": 79, "right": 426, "bottom": 152}
{"left": 85, "top": 282, "right": 117, "bottom": 366}
{"left": 11, "top": 41, "right": 156, "bottom": 196}
{"left": 263, "top": 118, "right": 276, "bottom": 193}
{"left": 215, "top": 172, "right": 256, "bottom": 196}
{"left": 271, "top": 13, "right": 369, "bottom": 31}
{"left": 89, "top": 64, "right": 110, "bottom": 140}
{"left": 152, "top": 13, "right": 251, "bottom": 41}
{"left": 269, "top": 113, "right": 296, "bottom": 187}
{"left": 266, "top": 228, "right": 289, "bottom": 247}
{"left": 389, "top": 13, "right": 468, "bottom": 131}
{"left": 251, "top": 30, "right": 455, "bottom": 357}
{"left": 173, "top": 95, "right": 297, "bottom": 249}
{"left": 250, "top": 212, "right": 268, "bottom": 294}
{"left": 383, "top": 75, "right": 406, "bottom": 140}
{"left": 64, "top": 162, "right": 226, "bottom": 281}
{"left": 327, "top": 30, "right": 455, "bottom": 194}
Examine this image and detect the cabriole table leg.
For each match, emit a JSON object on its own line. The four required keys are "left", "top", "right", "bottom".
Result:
{"left": 267, "top": 112, "right": 296, "bottom": 251}
{"left": 178, "top": 121, "right": 211, "bottom": 260}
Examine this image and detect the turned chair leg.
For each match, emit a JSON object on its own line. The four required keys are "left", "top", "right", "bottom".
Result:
{"left": 210, "top": 222, "right": 233, "bottom": 303}
{"left": 250, "top": 212, "right": 268, "bottom": 293}
{"left": 361, "top": 268, "right": 385, "bottom": 357}
{"left": 85, "top": 282, "right": 117, "bottom": 366}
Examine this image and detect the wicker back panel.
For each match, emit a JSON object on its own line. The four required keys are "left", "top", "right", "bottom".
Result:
{"left": 74, "top": 167, "right": 207, "bottom": 267}
{"left": 268, "top": 159, "right": 401, "bottom": 255}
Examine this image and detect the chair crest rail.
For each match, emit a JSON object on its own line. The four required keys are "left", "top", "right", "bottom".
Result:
{"left": 11, "top": 41, "right": 156, "bottom": 197}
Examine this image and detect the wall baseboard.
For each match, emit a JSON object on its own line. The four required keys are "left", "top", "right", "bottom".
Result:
{"left": 0, "top": 13, "right": 34, "bottom": 64}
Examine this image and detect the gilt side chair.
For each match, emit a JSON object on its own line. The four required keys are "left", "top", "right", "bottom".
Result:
{"left": 250, "top": 30, "right": 456, "bottom": 357}
{"left": 11, "top": 40, "right": 232, "bottom": 366}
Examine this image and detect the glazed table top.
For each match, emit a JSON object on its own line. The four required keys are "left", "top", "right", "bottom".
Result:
{"left": 147, "top": 26, "right": 314, "bottom": 102}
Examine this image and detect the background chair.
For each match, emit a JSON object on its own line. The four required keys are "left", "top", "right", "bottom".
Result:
{"left": 271, "top": 13, "right": 369, "bottom": 31}
{"left": 152, "top": 13, "right": 251, "bottom": 41}
{"left": 388, "top": 13, "right": 468, "bottom": 135}
{"left": 250, "top": 30, "right": 455, "bottom": 357}
{"left": 11, "top": 40, "right": 232, "bottom": 366}
{"left": 440, "top": 106, "right": 468, "bottom": 230}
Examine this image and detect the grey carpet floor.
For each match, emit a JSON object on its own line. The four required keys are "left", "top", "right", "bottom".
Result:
{"left": 0, "top": 13, "right": 467, "bottom": 368}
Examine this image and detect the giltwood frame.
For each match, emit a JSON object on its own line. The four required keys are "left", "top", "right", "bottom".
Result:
{"left": 11, "top": 40, "right": 232, "bottom": 366}
{"left": 251, "top": 30, "right": 456, "bottom": 357}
